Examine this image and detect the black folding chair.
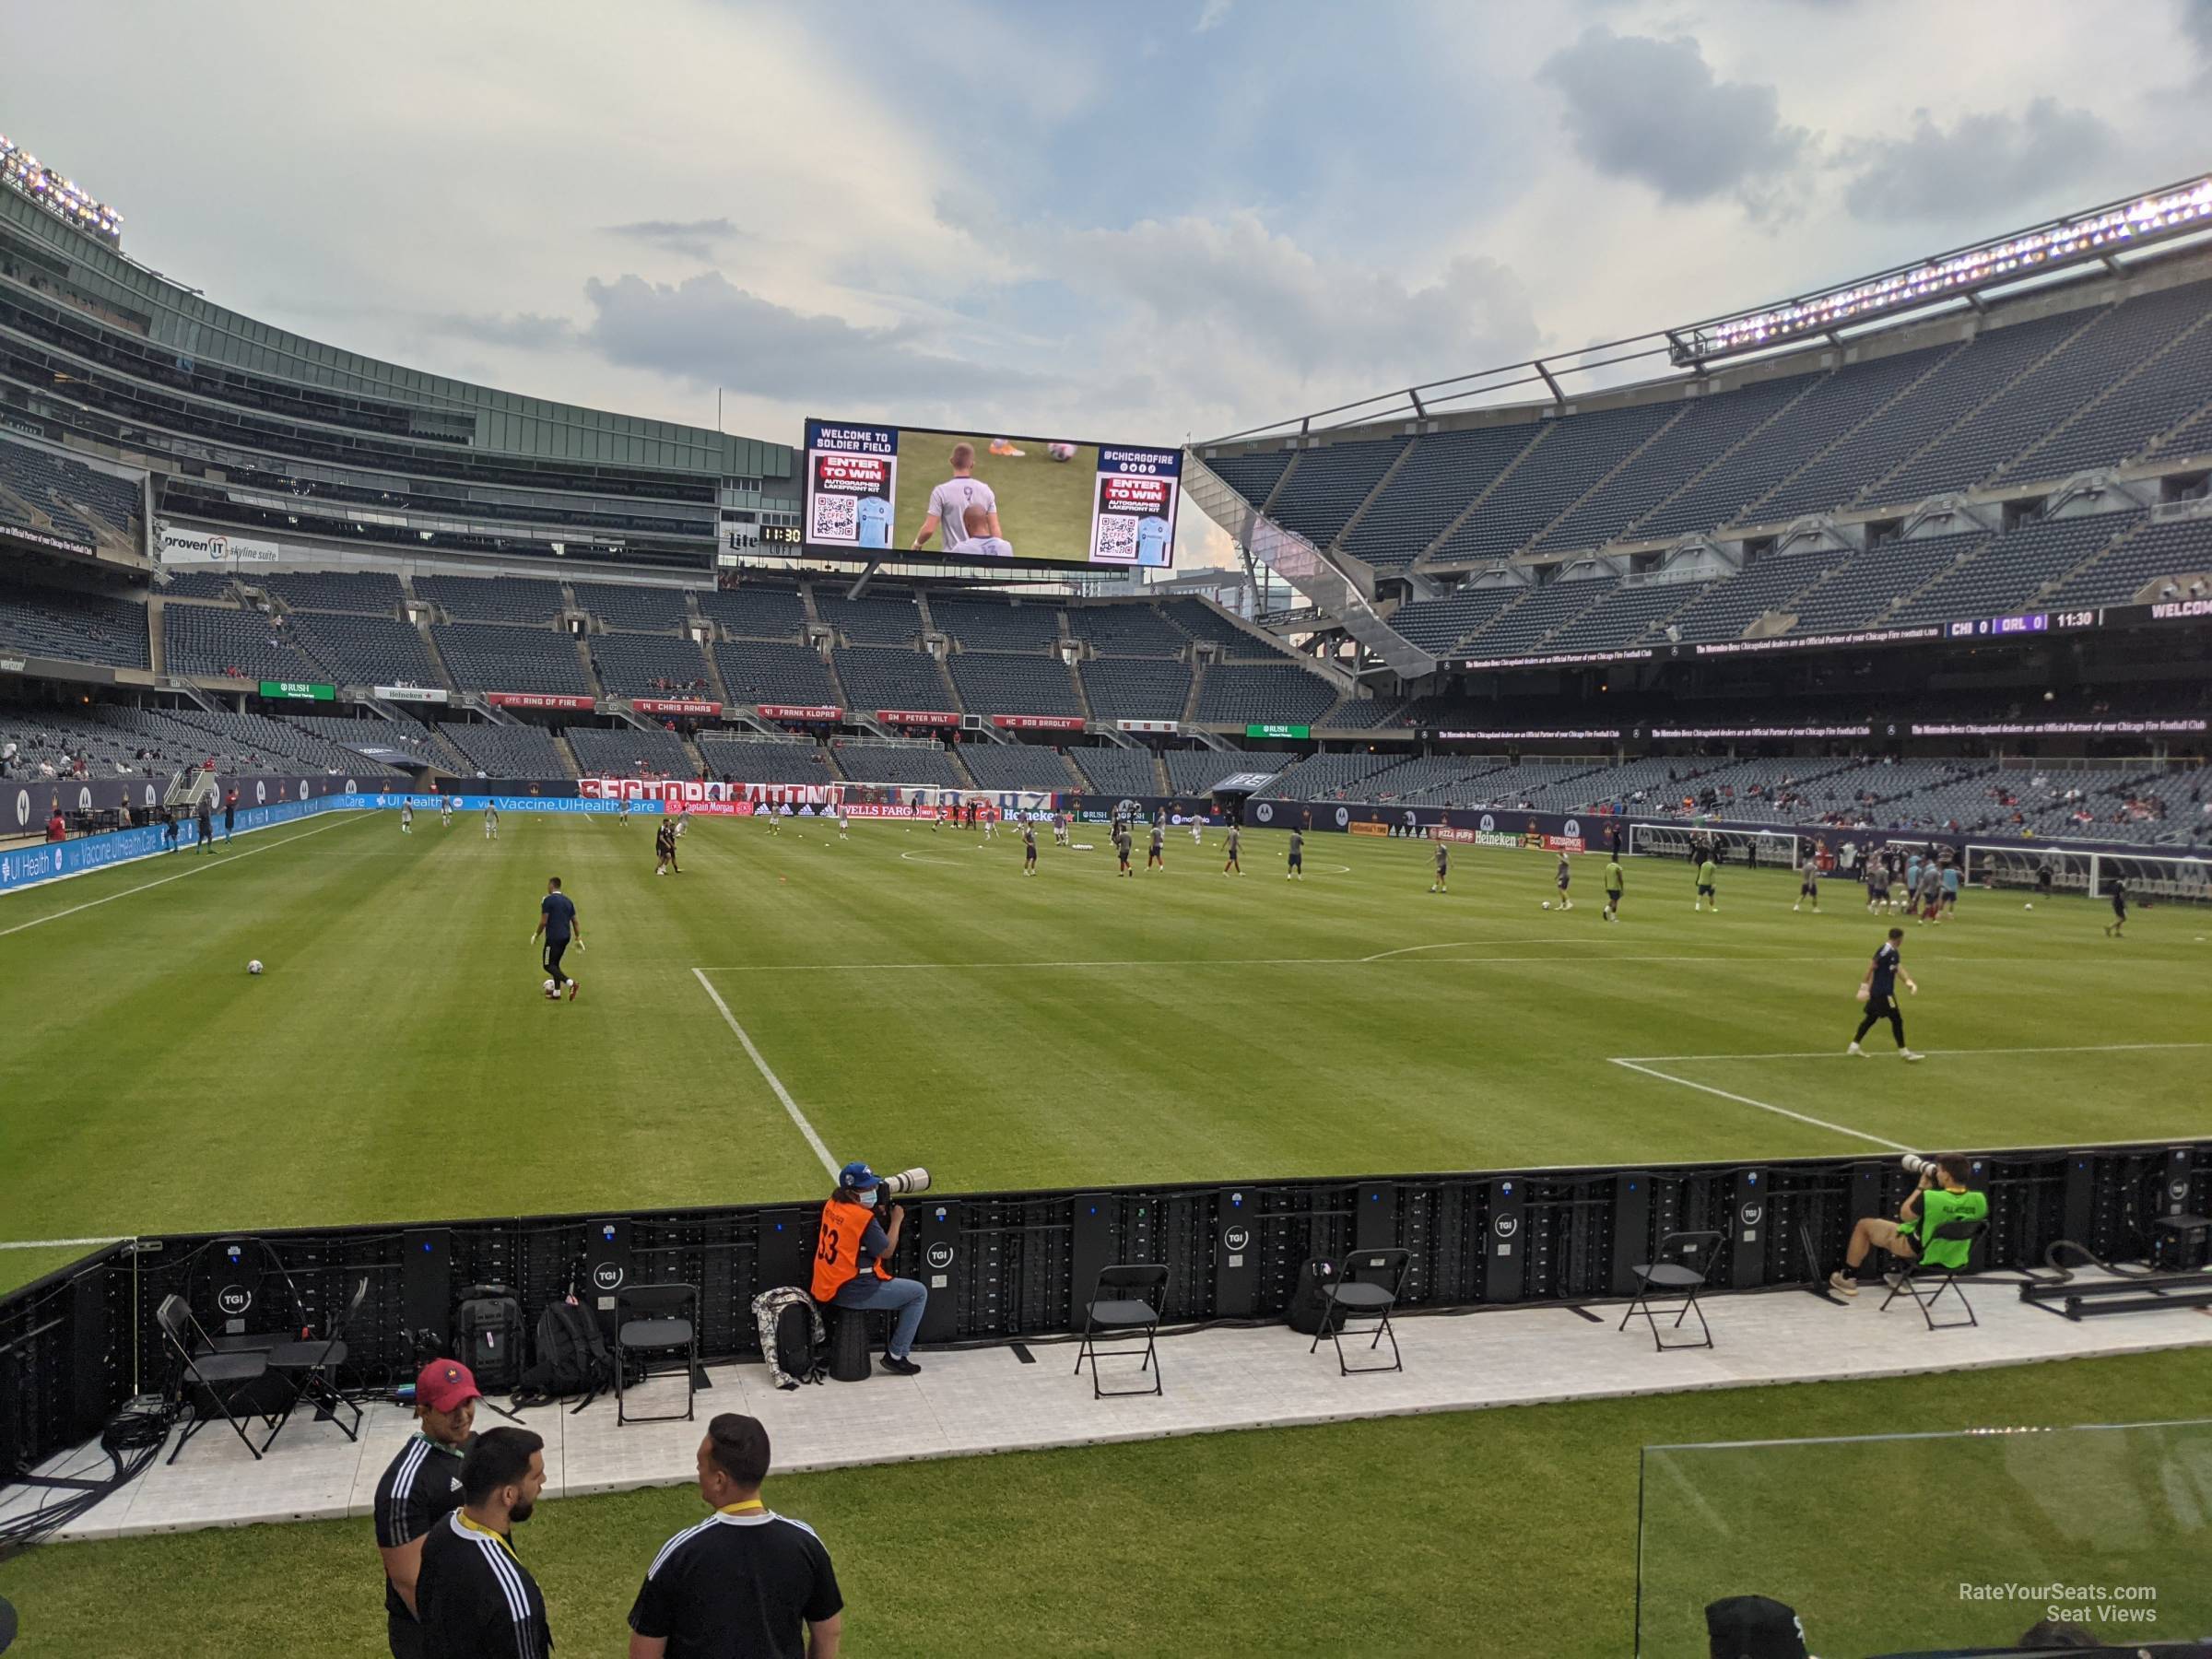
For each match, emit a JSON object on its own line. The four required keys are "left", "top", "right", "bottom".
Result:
{"left": 1074, "top": 1265, "right": 1168, "bottom": 1398}
{"left": 616, "top": 1283, "right": 700, "bottom": 1425}
{"left": 1311, "top": 1248, "right": 1408, "bottom": 1375}
{"left": 1619, "top": 1230, "right": 1721, "bottom": 1352}
{"left": 1880, "top": 1218, "right": 1988, "bottom": 1330}
{"left": 157, "top": 1294, "right": 281, "bottom": 1464}
{"left": 265, "top": 1275, "right": 368, "bottom": 1448}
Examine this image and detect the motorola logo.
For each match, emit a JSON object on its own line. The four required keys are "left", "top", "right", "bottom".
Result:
{"left": 255, "top": 782, "right": 267, "bottom": 805}
{"left": 591, "top": 1262, "right": 625, "bottom": 1291}
{"left": 1254, "top": 803, "right": 1273, "bottom": 823}
{"left": 1493, "top": 1214, "right": 1520, "bottom": 1240}
{"left": 1222, "top": 1225, "right": 1251, "bottom": 1253}
{"left": 1479, "top": 814, "right": 1496, "bottom": 832}
{"left": 1334, "top": 806, "right": 1348, "bottom": 827}
{"left": 13, "top": 791, "right": 26, "bottom": 826}
{"left": 925, "top": 1242, "right": 956, "bottom": 1271}
{"left": 1740, "top": 1203, "right": 1765, "bottom": 1229}
{"left": 76, "top": 786, "right": 91, "bottom": 811}
{"left": 298, "top": 781, "right": 310, "bottom": 800}
{"left": 1564, "top": 818, "right": 1581, "bottom": 838}
{"left": 217, "top": 1285, "right": 253, "bottom": 1316}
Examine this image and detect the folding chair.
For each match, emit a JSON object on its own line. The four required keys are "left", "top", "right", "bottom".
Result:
{"left": 1880, "top": 1218, "right": 1988, "bottom": 1330}
{"left": 265, "top": 1275, "right": 368, "bottom": 1448}
{"left": 1074, "top": 1265, "right": 1168, "bottom": 1398}
{"left": 616, "top": 1284, "right": 700, "bottom": 1425}
{"left": 1311, "top": 1248, "right": 1408, "bottom": 1375}
{"left": 1618, "top": 1230, "right": 1721, "bottom": 1352}
{"left": 157, "top": 1294, "right": 280, "bottom": 1464}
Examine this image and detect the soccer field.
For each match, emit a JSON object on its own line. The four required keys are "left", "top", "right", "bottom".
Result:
{"left": 3, "top": 807, "right": 2208, "bottom": 1285}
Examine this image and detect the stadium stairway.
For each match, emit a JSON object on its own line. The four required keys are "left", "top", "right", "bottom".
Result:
{"left": 1181, "top": 657, "right": 1206, "bottom": 727}
{"left": 1324, "top": 438, "right": 1421, "bottom": 556}
{"left": 1520, "top": 403, "right": 1693, "bottom": 554}
{"left": 552, "top": 730, "right": 581, "bottom": 779}
{"left": 2003, "top": 300, "right": 2212, "bottom": 486}
{"left": 1414, "top": 422, "right": 1557, "bottom": 567}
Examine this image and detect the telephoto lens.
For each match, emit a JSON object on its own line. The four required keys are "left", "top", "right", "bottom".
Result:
{"left": 1900, "top": 1153, "right": 1935, "bottom": 1178}
{"left": 877, "top": 1168, "right": 932, "bottom": 1196}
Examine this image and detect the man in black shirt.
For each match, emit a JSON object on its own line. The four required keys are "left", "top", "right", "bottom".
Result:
{"left": 195, "top": 792, "right": 214, "bottom": 854}
{"left": 374, "top": 1359, "right": 482, "bottom": 1659}
{"left": 2104, "top": 877, "right": 2128, "bottom": 938}
{"left": 417, "top": 1428, "right": 552, "bottom": 1659}
{"left": 629, "top": 1413, "right": 843, "bottom": 1659}
{"left": 532, "top": 876, "right": 581, "bottom": 1002}
{"left": 1848, "top": 926, "right": 1922, "bottom": 1061}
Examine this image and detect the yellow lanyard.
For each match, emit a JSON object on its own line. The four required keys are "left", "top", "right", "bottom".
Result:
{"left": 457, "top": 1511, "right": 521, "bottom": 1563}
{"left": 718, "top": 1500, "right": 766, "bottom": 1516}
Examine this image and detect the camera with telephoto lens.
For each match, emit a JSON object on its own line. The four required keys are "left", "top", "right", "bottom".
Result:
{"left": 1900, "top": 1153, "right": 1939, "bottom": 1181}
{"left": 877, "top": 1167, "right": 931, "bottom": 1197}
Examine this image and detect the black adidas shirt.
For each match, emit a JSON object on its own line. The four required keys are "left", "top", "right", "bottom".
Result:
{"left": 418, "top": 1510, "right": 552, "bottom": 1659}
{"left": 374, "top": 1435, "right": 469, "bottom": 1622}
{"left": 629, "top": 1508, "right": 842, "bottom": 1659}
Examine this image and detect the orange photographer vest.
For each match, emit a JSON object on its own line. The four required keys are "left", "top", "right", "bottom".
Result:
{"left": 810, "top": 1197, "right": 892, "bottom": 1301}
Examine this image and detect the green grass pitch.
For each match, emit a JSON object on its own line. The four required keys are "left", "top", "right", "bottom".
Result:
{"left": 2, "top": 807, "right": 2207, "bottom": 1280}
{"left": 2, "top": 806, "right": 2209, "bottom": 1655}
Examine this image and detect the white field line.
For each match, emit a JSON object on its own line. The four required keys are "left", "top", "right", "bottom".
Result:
{"left": 0, "top": 1235, "right": 126, "bottom": 1253}
{"left": 691, "top": 967, "right": 840, "bottom": 1178}
{"left": 1607, "top": 1059, "right": 1912, "bottom": 1152}
{"left": 0, "top": 815, "right": 359, "bottom": 939}
{"left": 1615, "top": 1042, "right": 2212, "bottom": 1063}
{"left": 685, "top": 951, "right": 1939, "bottom": 973}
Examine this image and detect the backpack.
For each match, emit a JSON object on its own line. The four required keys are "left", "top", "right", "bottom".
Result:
{"left": 517, "top": 1298, "right": 616, "bottom": 1404}
{"left": 1287, "top": 1258, "right": 1339, "bottom": 1336}
{"left": 752, "top": 1287, "right": 826, "bottom": 1390}
{"left": 453, "top": 1284, "right": 528, "bottom": 1393}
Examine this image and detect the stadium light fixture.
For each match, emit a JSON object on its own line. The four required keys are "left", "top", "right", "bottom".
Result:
{"left": 0, "top": 134, "right": 124, "bottom": 247}
{"left": 1672, "top": 174, "right": 2212, "bottom": 366}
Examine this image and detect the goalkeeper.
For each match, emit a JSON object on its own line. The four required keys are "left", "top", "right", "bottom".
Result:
{"left": 1830, "top": 1154, "right": 1984, "bottom": 1296}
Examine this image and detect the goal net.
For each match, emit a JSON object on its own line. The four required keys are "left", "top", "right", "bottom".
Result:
{"left": 1963, "top": 844, "right": 2091, "bottom": 894}
{"left": 1626, "top": 824, "right": 1801, "bottom": 869}
{"left": 1963, "top": 845, "right": 2210, "bottom": 903}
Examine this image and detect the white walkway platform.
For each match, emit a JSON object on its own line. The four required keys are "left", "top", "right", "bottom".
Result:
{"left": 7, "top": 1273, "right": 2206, "bottom": 1545}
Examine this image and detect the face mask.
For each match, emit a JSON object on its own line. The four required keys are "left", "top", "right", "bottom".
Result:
{"left": 853, "top": 1187, "right": 878, "bottom": 1208}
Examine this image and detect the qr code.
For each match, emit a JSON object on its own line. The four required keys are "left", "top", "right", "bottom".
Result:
{"left": 812, "top": 493, "right": 858, "bottom": 541}
{"left": 1094, "top": 514, "right": 1138, "bottom": 561}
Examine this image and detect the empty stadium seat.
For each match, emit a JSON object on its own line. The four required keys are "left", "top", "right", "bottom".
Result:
{"left": 946, "top": 653, "right": 1082, "bottom": 716}
{"left": 1079, "top": 658, "right": 1191, "bottom": 723}
{"left": 960, "top": 743, "right": 1082, "bottom": 792}
{"left": 433, "top": 624, "right": 593, "bottom": 695}
{"left": 699, "top": 586, "right": 808, "bottom": 639}
{"left": 696, "top": 734, "right": 834, "bottom": 783}
{"left": 0, "top": 582, "right": 149, "bottom": 669}
{"left": 417, "top": 574, "right": 568, "bottom": 625}
{"left": 715, "top": 639, "right": 841, "bottom": 708}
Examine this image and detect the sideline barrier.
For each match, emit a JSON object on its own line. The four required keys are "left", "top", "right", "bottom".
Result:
{"left": 4, "top": 1140, "right": 2202, "bottom": 1481}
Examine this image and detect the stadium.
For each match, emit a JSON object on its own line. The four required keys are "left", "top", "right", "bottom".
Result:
{"left": 2, "top": 24, "right": 2210, "bottom": 1658}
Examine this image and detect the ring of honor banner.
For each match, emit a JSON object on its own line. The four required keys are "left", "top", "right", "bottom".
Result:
{"left": 803, "top": 418, "right": 1181, "bottom": 568}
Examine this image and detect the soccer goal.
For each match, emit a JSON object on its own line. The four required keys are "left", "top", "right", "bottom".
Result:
{"left": 1626, "top": 824, "right": 1801, "bottom": 869}
{"left": 2088, "top": 850, "right": 2212, "bottom": 904}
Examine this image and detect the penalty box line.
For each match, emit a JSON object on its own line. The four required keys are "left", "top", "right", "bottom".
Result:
{"left": 691, "top": 967, "right": 840, "bottom": 1180}
{"left": 1606, "top": 1059, "right": 1911, "bottom": 1152}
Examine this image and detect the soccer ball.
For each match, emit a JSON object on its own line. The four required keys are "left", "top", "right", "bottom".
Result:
{"left": 247, "top": 959, "right": 263, "bottom": 975}
{"left": 543, "top": 978, "right": 558, "bottom": 994}
{"left": 1541, "top": 900, "right": 1552, "bottom": 911}
{"left": 1046, "top": 441, "right": 1077, "bottom": 462}
{"left": 2024, "top": 902, "right": 2034, "bottom": 911}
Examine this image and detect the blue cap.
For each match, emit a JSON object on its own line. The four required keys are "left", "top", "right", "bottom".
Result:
{"left": 839, "top": 1160, "right": 878, "bottom": 1190}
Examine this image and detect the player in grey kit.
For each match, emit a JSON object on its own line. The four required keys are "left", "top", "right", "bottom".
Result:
{"left": 912, "top": 443, "right": 1013, "bottom": 559}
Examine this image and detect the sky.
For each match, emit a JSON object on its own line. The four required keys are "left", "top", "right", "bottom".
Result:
{"left": 4, "top": 0, "right": 2208, "bottom": 571}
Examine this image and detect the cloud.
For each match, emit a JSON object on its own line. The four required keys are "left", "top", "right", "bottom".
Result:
{"left": 603, "top": 217, "right": 744, "bottom": 262}
{"left": 1840, "top": 98, "right": 2118, "bottom": 222}
{"left": 432, "top": 312, "right": 576, "bottom": 351}
{"left": 575, "top": 270, "right": 1059, "bottom": 418}
{"left": 1194, "top": 0, "right": 1232, "bottom": 31}
{"left": 1536, "top": 27, "right": 1808, "bottom": 207}
{"left": 2183, "top": 0, "right": 2212, "bottom": 55}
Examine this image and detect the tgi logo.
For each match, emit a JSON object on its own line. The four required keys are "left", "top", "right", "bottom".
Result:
{"left": 1493, "top": 1214, "right": 1520, "bottom": 1241}
{"left": 591, "top": 1262, "right": 625, "bottom": 1291}
{"left": 1740, "top": 1203, "right": 1765, "bottom": 1229}
{"left": 1222, "top": 1225, "right": 1252, "bottom": 1253}
{"left": 217, "top": 1285, "right": 253, "bottom": 1317}
{"left": 2171, "top": 1180, "right": 2192, "bottom": 1203}
{"left": 924, "top": 1242, "right": 955, "bottom": 1272}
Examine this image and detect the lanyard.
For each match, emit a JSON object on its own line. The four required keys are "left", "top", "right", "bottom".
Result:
{"left": 457, "top": 1512, "right": 521, "bottom": 1562}
{"left": 718, "top": 1500, "right": 767, "bottom": 1516}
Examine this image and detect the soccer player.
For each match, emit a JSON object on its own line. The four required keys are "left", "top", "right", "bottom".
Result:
{"left": 2104, "top": 877, "right": 2128, "bottom": 938}
{"left": 987, "top": 438, "right": 1025, "bottom": 457}
{"left": 1795, "top": 858, "right": 1819, "bottom": 913}
{"left": 1223, "top": 821, "right": 1241, "bottom": 876}
{"left": 533, "top": 876, "right": 581, "bottom": 1002}
{"left": 2036, "top": 853, "right": 2056, "bottom": 900}
{"left": 1693, "top": 851, "right": 1718, "bottom": 912}
{"left": 1021, "top": 819, "right": 1037, "bottom": 876}
{"left": 1114, "top": 821, "right": 1133, "bottom": 877}
{"left": 401, "top": 798, "right": 414, "bottom": 835}
{"left": 837, "top": 808, "right": 850, "bottom": 841}
{"left": 1554, "top": 852, "right": 1573, "bottom": 911}
{"left": 1287, "top": 826, "right": 1304, "bottom": 880}
{"left": 912, "top": 442, "right": 1013, "bottom": 559}
{"left": 484, "top": 802, "right": 499, "bottom": 841}
{"left": 1864, "top": 851, "right": 1887, "bottom": 913}
{"left": 618, "top": 795, "right": 630, "bottom": 829}
{"left": 1430, "top": 836, "right": 1448, "bottom": 895}
{"left": 195, "top": 791, "right": 214, "bottom": 854}
{"left": 1603, "top": 853, "right": 1624, "bottom": 922}
{"left": 655, "top": 818, "right": 679, "bottom": 877}
{"left": 222, "top": 788, "right": 237, "bottom": 844}
{"left": 1914, "top": 860, "right": 1943, "bottom": 925}
{"left": 1188, "top": 814, "right": 1203, "bottom": 847}
{"left": 441, "top": 796, "right": 453, "bottom": 830}
{"left": 1848, "top": 926, "right": 1922, "bottom": 1060}
{"left": 1939, "top": 858, "right": 1960, "bottom": 918}
{"left": 765, "top": 802, "right": 780, "bottom": 835}
{"left": 1904, "top": 850, "right": 1923, "bottom": 901}
{"left": 1147, "top": 818, "right": 1164, "bottom": 871}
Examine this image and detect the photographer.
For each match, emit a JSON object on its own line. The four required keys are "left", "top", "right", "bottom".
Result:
{"left": 810, "top": 1161, "right": 927, "bottom": 1376}
{"left": 1830, "top": 1153, "right": 1987, "bottom": 1297}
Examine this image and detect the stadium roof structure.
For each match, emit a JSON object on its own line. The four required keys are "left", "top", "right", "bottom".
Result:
{"left": 1205, "top": 172, "right": 2212, "bottom": 446}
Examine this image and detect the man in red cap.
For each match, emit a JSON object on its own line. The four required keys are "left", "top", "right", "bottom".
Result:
{"left": 373, "top": 1359, "right": 483, "bottom": 1659}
